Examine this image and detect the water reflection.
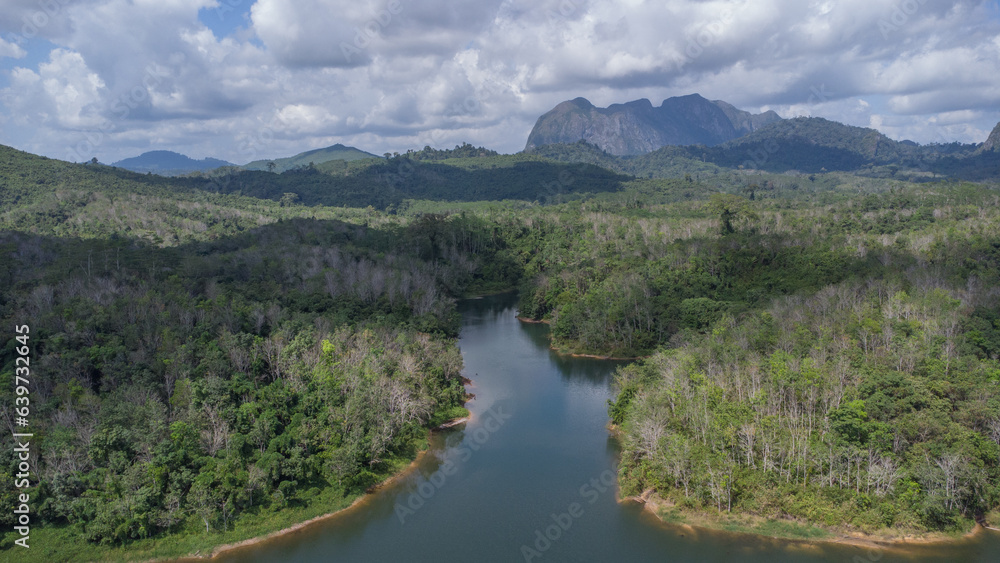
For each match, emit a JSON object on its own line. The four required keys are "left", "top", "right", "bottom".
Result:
{"left": 512, "top": 301, "right": 628, "bottom": 386}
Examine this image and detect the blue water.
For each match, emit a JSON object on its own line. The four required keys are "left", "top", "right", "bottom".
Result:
{"left": 217, "top": 293, "right": 1000, "bottom": 563}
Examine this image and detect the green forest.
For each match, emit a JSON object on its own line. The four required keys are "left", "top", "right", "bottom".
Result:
{"left": 2, "top": 136, "right": 1000, "bottom": 560}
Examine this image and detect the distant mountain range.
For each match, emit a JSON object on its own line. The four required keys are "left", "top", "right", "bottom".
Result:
{"left": 528, "top": 115, "right": 1000, "bottom": 180}
{"left": 243, "top": 144, "right": 379, "bottom": 172}
{"left": 113, "top": 144, "right": 380, "bottom": 176}
{"left": 525, "top": 94, "right": 782, "bottom": 155}
{"left": 108, "top": 98, "right": 1000, "bottom": 182}
{"left": 112, "top": 151, "right": 233, "bottom": 175}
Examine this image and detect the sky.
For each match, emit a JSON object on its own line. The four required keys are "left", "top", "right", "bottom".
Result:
{"left": 0, "top": 0, "right": 999, "bottom": 164}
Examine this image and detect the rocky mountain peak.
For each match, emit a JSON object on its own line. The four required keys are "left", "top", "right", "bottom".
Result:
{"left": 525, "top": 94, "right": 782, "bottom": 155}
{"left": 983, "top": 122, "right": 1000, "bottom": 152}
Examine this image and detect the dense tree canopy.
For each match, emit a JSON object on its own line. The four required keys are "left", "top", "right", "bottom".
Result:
{"left": 2, "top": 140, "right": 1000, "bottom": 558}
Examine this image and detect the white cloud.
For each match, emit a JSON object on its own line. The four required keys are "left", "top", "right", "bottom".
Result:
{"left": 275, "top": 103, "right": 342, "bottom": 134}
{"left": 1, "top": 0, "right": 999, "bottom": 160}
{"left": 0, "top": 36, "right": 26, "bottom": 58}
{"left": 3, "top": 48, "right": 107, "bottom": 129}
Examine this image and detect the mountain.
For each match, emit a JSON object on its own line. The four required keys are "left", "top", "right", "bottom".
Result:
{"left": 707, "top": 117, "right": 1000, "bottom": 178}
{"left": 528, "top": 117, "right": 999, "bottom": 181}
{"left": 205, "top": 153, "right": 629, "bottom": 209}
{"left": 112, "top": 150, "right": 233, "bottom": 175}
{"left": 980, "top": 122, "right": 1000, "bottom": 153}
{"left": 524, "top": 94, "right": 782, "bottom": 155}
{"left": 710, "top": 116, "right": 907, "bottom": 171}
{"left": 243, "top": 144, "right": 379, "bottom": 172}
{"left": 711, "top": 99, "right": 784, "bottom": 137}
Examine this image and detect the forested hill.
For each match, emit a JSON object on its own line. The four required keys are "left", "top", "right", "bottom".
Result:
{"left": 194, "top": 152, "right": 630, "bottom": 209}
{"left": 0, "top": 143, "right": 631, "bottom": 216}
{"left": 112, "top": 151, "right": 233, "bottom": 176}
{"left": 0, "top": 142, "right": 527, "bottom": 557}
{"left": 509, "top": 179, "right": 1000, "bottom": 538}
{"left": 4, "top": 137, "right": 1000, "bottom": 557}
{"left": 528, "top": 118, "right": 1000, "bottom": 181}
{"left": 707, "top": 117, "right": 993, "bottom": 174}
{"left": 242, "top": 144, "right": 379, "bottom": 173}
{"left": 0, "top": 143, "right": 323, "bottom": 245}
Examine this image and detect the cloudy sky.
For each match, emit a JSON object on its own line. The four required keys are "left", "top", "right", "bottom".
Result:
{"left": 1, "top": 0, "right": 999, "bottom": 164}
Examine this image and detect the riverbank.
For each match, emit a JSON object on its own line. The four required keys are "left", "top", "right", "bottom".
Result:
{"left": 172, "top": 484, "right": 408, "bottom": 562}
{"left": 605, "top": 426, "right": 990, "bottom": 550}
{"left": 4, "top": 412, "right": 470, "bottom": 563}
{"left": 515, "top": 316, "right": 645, "bottom": 360}
{"left": 624, "top": 490, "right": 990, "bottom": 553}
{"left": 463, "top": 287, "right": 517, "bottom": 299}
{"left": 172, "top": 411, "right": 473, "bottom": 562}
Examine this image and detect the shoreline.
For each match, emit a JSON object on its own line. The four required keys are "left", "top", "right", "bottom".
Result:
{"left": 514, "top": 316, "right": 645, "bottom": 360}
{"left": 548, "top": 323, "right": 996, "bottom": 553}
{"left": 463, "top": 288, "right": 517, "bottom": 299}
{"left": 150, "top": 306, "right": 990, "bottom": 562}
{"left": 620, "top": 489, "right": 991, "bottom": 552}
{"left": 605, "top": 427, "right": 993, "bottom": 551}
{"left": 158, "top": 412, "right": 472, "bottom": 562}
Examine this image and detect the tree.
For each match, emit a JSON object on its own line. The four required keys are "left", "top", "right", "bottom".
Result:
{"left": 830, "top": 400, "right": 869, "bottom": 446}
{"left": 708, "top": 194, "right": 755, "bottom": 235}
{"left": 188, "top": 476, "right": 219, "bottom": 533}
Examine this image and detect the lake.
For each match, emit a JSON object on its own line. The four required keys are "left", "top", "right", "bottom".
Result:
{"left": 217, "top": 293, "right": 1000, "bottom": 563}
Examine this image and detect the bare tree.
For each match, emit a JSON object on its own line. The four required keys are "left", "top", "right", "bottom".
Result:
{"left": 201, "top": 404, "right": 231, "bottom": 456}
{"left": 738, "top": 423, "right": 757, "bottom": 468}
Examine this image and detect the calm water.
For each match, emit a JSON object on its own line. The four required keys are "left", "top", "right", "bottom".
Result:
{"left": 218, "top": 293, "right": 1000, "bottom": 563}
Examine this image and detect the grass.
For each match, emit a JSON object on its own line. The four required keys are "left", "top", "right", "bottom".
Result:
{"left": 427, "top": 406, "right": 471, "bottom": 428}
{"left": 726, "top": 518, "right": 833, "bottom": 540}
{"left": 461, "top": 284, "right": 518, "bottom": 299}
{"left": 0, "top": 439, "right": 430, "bottom": 563}
{"left": 654, "top": 504, "right": 835, "bottom": 542}
{"left": 650, "top": 497, "right": 982, "bottom": 546}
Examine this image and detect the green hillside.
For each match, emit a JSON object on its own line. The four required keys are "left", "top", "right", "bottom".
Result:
{"left": 0, "top": 142, "right": 523, "bottom": 561}
{"left": 0, "top": 144, "right": 365, "bottom": 245}
{"left": 112, "top": 151, "right": 234, "bottom": 176}
{"left": 525, "top": 118, "right": 1000, "bottom": 182}
{"left": 4, "top": 140, "right": 1000, "bottom": 560}
{"left": 243, "top": 144, "right": 379, "bottom": 172}
{"left": 200, "top": 152, "right": 630, "bottom": 209}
